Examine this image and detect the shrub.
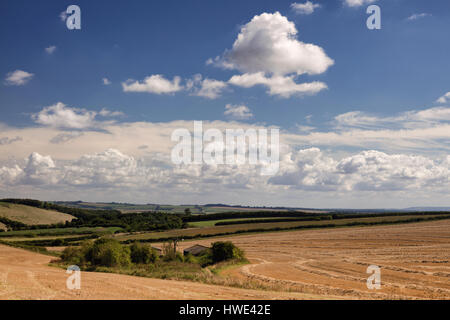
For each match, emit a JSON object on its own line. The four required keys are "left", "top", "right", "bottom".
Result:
{"left": 211, "top": 241, "right": 245, "bottom": 263}
{"left": 61, "top": 246, "right": 85, "bottom": 265}
{"left": 87, "top": 238, "right": 131, "bottom": 267}
{"left": 130, "top": 242, "right": 158, "bottom": 264}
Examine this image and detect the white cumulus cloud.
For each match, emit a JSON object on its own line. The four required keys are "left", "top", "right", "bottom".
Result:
{"left": 122, "top": 74, "right": 183, "bottom": 94}
{"left": 212, "top": 12, "right": 333, "bottom": 98}
{"left": 4, "top": 70, "right": 34, "bottom": 86}
{"left": 32, "top": 103, "right": 97, "bottom": 129}
{"left": 31, "top": 103, "right": 123, "bottom": 130}
{"left": 221, "top": 12, "right": 333, "bottom": 76}
{"left": 291, "top": 1, "right": 321, "bottom": 15}
{"left": 436, "top": 92, "right": 450, "bottom": 104}
{"left": 344, "top": 0, "right": 377, "bottom": 7}
{"left": 269, "top": 148, "right": 450, "bottom": 192}
{"left": 224, "top": 104, "right": 253, "bottom": 120}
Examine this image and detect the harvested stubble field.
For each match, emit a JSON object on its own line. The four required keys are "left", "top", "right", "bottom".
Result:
{"left": 116, "top": 214, "right": 445, "bottom": 242}
{"left": 0, "top": 219, "right": 449, "bottom": 299}
{"left": 0, "top": 202, "right": 74, "bottom": 225}
{"left": 175, "top": 219, "right": 450, "bottom": 300}
{"left": 0, "top": 243, "right": 327, "bottom": 300}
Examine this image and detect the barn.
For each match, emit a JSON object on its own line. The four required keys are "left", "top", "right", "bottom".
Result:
{"left": 183, "top": 244, "right": 209, "bottom": 256}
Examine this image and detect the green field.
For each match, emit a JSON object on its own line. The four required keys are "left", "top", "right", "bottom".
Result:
{"left": 116, "top": 214, "right": 447, "bottom": 242}
{"left": 189, "top": 217, "right": 302, "bottom": 227}
{"left": 0, "top": 226, "right": 122, "bottom": 238}
{"left": 0, "top": 202, "right": 75, "bottom": 225}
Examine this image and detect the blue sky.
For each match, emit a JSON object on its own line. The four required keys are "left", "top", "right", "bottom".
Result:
{"left": 1, "top": 0, "right": 449, "bottom": 127}
{"left": 0, "top": 0, "right": 449, "bottom": 207}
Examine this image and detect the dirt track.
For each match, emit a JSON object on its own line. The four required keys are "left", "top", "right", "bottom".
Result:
{"left": 1, "top": 220, "right": 450, "bottom": 299}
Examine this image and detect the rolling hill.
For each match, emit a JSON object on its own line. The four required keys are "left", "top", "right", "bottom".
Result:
{"left": 0, "top": 202, "right": 75, "bottom": 226}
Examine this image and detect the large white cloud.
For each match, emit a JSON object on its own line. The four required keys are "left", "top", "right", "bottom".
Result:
{"left": 1, "top": 106, "right": 449, "bottom": 162}
{"left": 269, "top": 148, "right": 450, "bottom": 192}
{"left": 122, "top": 74, "right": 183, "bottom": 94}
{"left": 222, "top": 12, "right": 333, "bottom": 76}
{"left": 212, "top": 12, "right": 333, "bottom": 98}
{"left": 0, "top": 148, "right": 448, "bottom": 201}
{"left": 22, "top": 152, "right": 58, "bottom": 185}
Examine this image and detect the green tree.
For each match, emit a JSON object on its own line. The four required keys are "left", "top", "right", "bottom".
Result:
{"left": 211, "top": 241, "right": 245, "bottom": 263}
{"left": 130, "top": 242, "right": 158, "bottom": 264}
{"left": 88, "top": 238, "right": 131, "bottom": 267}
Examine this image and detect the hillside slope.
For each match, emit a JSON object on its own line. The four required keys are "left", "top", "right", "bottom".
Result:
{"left": 0, "top": 202, "right": 74, "bottom": 226}
{"left": 0, "top": 244, "right": 326, "bottom": 300}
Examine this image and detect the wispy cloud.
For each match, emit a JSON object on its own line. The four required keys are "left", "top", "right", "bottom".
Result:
{"left": 407, "top": 13, "right": 432, "bottom": 21}
{"left": 187, "top": 74, "right": 228, "bottom": 99}
{"left": 45, "top": 45, "right": 57, "bottom": 54}
{"left": 59, "top": 11, "right": 67, "bottom": 22}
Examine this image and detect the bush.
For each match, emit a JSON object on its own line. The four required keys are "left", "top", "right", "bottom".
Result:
{"left": 130, "top": 242, "right": 158, "bottom": 264}
{"left": 211, "top": 241, "right": 245, "bottom": 263}
{"left": 61, "top": 246, "right": 85, "bottom": 265}
{"left": 161, "top": 241, "right": 184, "bottom": 262}
{"left": 86, "top": 238, "right": 131, "bottom": 267}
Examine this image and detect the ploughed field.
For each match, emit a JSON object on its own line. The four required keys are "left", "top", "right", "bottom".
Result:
{"left": 176, "top": 219, "right": 450, "bottom": 299}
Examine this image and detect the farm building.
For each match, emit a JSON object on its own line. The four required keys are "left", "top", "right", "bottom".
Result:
{"left": 183, "top": 244, "right": 209, "bottom": 256}
{"left": 151, "top": 247, "right": 162, "bottom": 256}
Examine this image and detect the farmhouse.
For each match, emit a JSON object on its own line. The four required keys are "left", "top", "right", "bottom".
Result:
{"left": 183, "top": 244, "right": 209, "bottom": 256}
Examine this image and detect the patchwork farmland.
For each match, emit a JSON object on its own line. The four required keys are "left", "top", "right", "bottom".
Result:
{"left": 0, "top": 219, "right": 449, "bottom": 299}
